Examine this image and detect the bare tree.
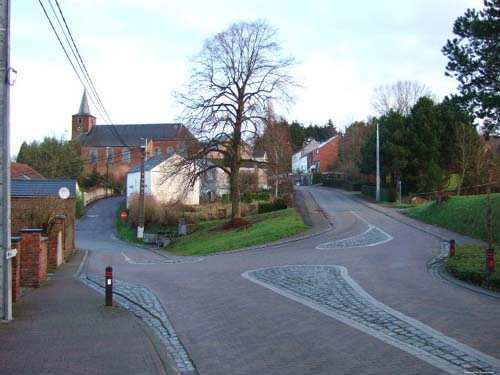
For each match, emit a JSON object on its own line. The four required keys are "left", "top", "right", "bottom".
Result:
{"left": 260, "top": 111, "right": 292, "bottom": 198}
{"left": 175, "top": 20, "right": 295, "bottom": 220}
{"left": 333, "top": 119, "right": 376, "bottom": 180}
{"left": 371, "top": 80, "right": 434, "bottom": 116}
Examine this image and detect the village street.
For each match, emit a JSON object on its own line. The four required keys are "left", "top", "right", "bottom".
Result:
{"left": 76, "top": 187, "right": 500, "bottom": 375}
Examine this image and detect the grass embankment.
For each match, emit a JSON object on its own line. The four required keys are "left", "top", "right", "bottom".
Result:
{"left": 168, "top": 208, "right": 309, "bottom": 256}
{"left": 405, "top": 194, "right": 500, "bottom": 291}
{"left": 448, "top": 245, "right": 500, "bottom": 291}
{"left": 406, "top": 193, "right": 500, "bottom": 242}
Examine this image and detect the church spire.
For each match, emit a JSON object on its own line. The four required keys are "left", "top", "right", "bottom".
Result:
{"left": 78, "top": 90, "right": 91, "bottom": 116}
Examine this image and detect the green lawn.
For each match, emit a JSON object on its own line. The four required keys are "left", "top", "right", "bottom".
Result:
{"left": 167, "top": 208, "right": 310, "bottom": 256}
{"left": 405, "top": 193, "right": 500, "bottom": 243}
{"left": 447, "top": 245, "right": 499, "bottom": 291}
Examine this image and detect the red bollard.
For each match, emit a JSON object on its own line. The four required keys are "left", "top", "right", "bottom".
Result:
{"left": 449, "top": 239, "right": 455, "bottom": 257}
{"left": 105, "top": 266, "right": 113, "bottom": 306}
{"left": 486, "top": 248, "right": 495, "bottom": 274}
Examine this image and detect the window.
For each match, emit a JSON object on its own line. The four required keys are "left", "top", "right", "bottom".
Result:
{"left": 106, "top": 147, "right": 114, "bottom": 163}
{"left": 90, "top": 148, "right": 98, "bottom": 162}
{"left": 166, "top": 146, "right": 174, "bottom": 156}
{"left": 122, "top": 148, "right": 131, "bottom": 163}
{"left": 155, "top": 147, "right": 162, "bottom": 156}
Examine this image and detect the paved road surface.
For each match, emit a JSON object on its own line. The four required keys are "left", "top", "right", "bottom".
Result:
{"left": 76, "top": 187, "right": 500, "bottom": 375}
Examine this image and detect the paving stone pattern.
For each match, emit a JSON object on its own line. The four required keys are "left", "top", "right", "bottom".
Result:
{"left": 317, "top": 227, "right": 391, "bottom": 249}
{"left": 244, "top": 265, "right": 500, "bottom": 375}
{"left": 79, "top": 272, "right": 197, "bottom": 374}
{"left": 121, "top": 252, "right": 203, "bottom": 265}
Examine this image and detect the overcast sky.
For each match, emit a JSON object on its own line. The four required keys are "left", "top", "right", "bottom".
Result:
{"left": 10, "top": 0, "right": 478, "bottom": 155}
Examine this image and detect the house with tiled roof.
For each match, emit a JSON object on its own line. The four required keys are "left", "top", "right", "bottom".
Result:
{"left": 71, "top": 91, "right": 197, "bottom": 188}
{"left": 11, "top": 162, "right": 46, "bottom": 180}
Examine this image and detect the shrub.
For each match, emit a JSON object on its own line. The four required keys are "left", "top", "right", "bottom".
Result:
{"left": 313, "top": 173, "right": 322, "bottom": 184}
{"left": 447, "top": 245, "right": 500, "bottom": 291}
{"left": 361, "top": 185, "right": 396, "bottom": 202}
{"left": 251, "top": 192, "right": 270, "bottom": 201}
{"left": 128, "top": 194, "right": 163, "bottom": 226}
{"left": 258, "top": 198, "right": 287, "bottom": 214}
{"left": 76, "top": 189, "right": 85, "bottom": 218}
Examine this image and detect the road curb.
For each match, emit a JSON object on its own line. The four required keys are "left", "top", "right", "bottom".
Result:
{"left": 319, "top": 186, "right": 498, "bottom": 300}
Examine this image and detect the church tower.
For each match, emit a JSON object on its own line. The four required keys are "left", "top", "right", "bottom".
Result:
{"left": 71, "top": 91, "right": 96, "bottom": 139}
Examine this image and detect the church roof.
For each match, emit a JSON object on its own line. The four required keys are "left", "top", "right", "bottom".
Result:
{"left": 76, "top": 91, "right": 93, "bottom": 117}
{"left": 76, "top": 123, "right": 195, "bottom": 147}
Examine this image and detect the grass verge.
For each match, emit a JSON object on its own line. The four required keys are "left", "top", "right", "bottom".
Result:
{"left": 115, "top": 205, "right": 142, "bottom": 244}
{"left": 405, "top": 193, "right": 500, "bottom": 243}
{"left": 168, "top": 208, "right": 309, "bottom": 256}
{"left": 447, "top": 245, "right": 499, "bottom": 292}
{"left": 115, "top": 204, "right": 176, "bottom": 244}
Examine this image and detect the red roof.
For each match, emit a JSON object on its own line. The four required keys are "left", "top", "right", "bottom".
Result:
{"left": 11, "top": 163, "right": 46, "bottom": 180}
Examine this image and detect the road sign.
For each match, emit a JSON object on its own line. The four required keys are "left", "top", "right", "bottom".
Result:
{"left": 120, "top": 212, "right": 128, "bottom": 220}
{"left": 6, "top": 249, "right": 17, "bottom": 259}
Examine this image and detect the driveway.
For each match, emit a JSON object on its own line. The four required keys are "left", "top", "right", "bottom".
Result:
{"left": 76, "top": 187, "right": 500, "bottom": 375}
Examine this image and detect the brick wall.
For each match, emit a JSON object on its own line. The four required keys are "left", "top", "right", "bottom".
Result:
{"left": 319, "top": 137, "right": 340, "bottom": 173}
{"left": 19, "top": 229, "right": 48, "bottom": 288}
{"left": 11, "top": 197, "right": 76, "bottom": 259}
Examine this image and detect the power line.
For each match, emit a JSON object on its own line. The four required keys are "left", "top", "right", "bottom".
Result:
{"left": 52, "top": 0, "right": 113, "bottom": 125}
{"left": 38, "top": 0, "right": 130, "bottom": 148}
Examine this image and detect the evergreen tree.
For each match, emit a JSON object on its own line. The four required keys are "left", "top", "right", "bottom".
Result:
{"left": 442, "top": 0, "right": 500, "bottom": 135}
{"left": 16, "top": 137, "right": 83, "bottom": 179}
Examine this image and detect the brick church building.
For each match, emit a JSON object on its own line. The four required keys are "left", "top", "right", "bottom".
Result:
{"left": 71, "top": 91, "right": 197, "bottom": 187}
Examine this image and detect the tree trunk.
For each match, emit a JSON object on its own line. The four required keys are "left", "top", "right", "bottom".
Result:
{"left": 230, "top": 162, "right": 241, "bottom": 219}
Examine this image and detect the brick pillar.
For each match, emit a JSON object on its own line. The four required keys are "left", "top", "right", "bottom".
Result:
{"left": 55, "top": 215, "right": 69, "bottom": 259}
{"left": 47, "top": 219, "right": 63, "bottom": 271}
{"left": 20, "top": 229, "right": 48, "bottom": 288}
{"left": 10, "top": 236, "right": 22, "bottom": 303}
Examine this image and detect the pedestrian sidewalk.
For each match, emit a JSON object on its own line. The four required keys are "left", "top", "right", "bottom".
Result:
{"left": 0, "top": 251, "right": 171, "bottom": 375}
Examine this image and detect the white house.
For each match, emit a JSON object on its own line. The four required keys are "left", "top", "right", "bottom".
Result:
{"left": 291, "top": 139, "right": 319, "bottom": 174}
{"left": 126, "top": 154, "right": 200, "bottom": 207}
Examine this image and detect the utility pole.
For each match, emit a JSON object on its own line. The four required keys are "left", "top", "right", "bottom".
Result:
{"left": 376, "top": 122, "right": 380, "bottom": 202}
{"left": 137, "top": 139, "right": 147, "bottom": 239}
{"left": 0, "top": 0, "right": 12, "bottom": 321}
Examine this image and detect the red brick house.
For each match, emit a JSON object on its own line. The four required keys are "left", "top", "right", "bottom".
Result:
{"left": 311, "top": 135, "right": 340, "bottom": 173}
{"left": 11, "top": 162, "right": 46, "bottom": 180}
{"left": 72, "top": 91, "right": 197, "bottom": 187}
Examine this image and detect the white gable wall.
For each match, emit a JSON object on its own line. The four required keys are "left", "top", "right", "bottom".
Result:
{"left": 126, "top": 170, "right": 152, "bottom": 208}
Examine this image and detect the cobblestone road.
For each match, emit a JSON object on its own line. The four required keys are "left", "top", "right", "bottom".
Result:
{"left": 317, "top": 211, "right": 392, "bottom": 249}
{"left": 79, "top": 272, "right": 197, "bottom": 374}
{"left": 243, "top": 265, "right": 500, "bottom": 375}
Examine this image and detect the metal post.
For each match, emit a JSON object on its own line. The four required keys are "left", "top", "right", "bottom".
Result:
{"left": 0, "top": 0, "right": 12, "bottom": 321}
{"left": 105, "top": 266, "right": 113, "bottom": 306}
{"left": 485, "top": 163, "right": 495, "bottom": 276}
{"left": 376, "top": 122, "right": 380, "bottom": 202}
{"left": 137, "top": 143, "right": 146, "bottom": 239}
{"left": 398, "top": 179, "right": 402, "bottom": 205}
{"left": 449, "top": 239, "right": 455, "bottom": 257}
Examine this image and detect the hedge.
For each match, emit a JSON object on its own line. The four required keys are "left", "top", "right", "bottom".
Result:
{"left": 361, "top": 185, "right": 396, "bottom": 202}
{"left": 321, "top": 175, "right": 363, "bottom": 191}
{"left": 222, "top": 192, "right": 271, "bottom": 203}
{"left": 258, "top": 199, "right": 287, "bottom": 214}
